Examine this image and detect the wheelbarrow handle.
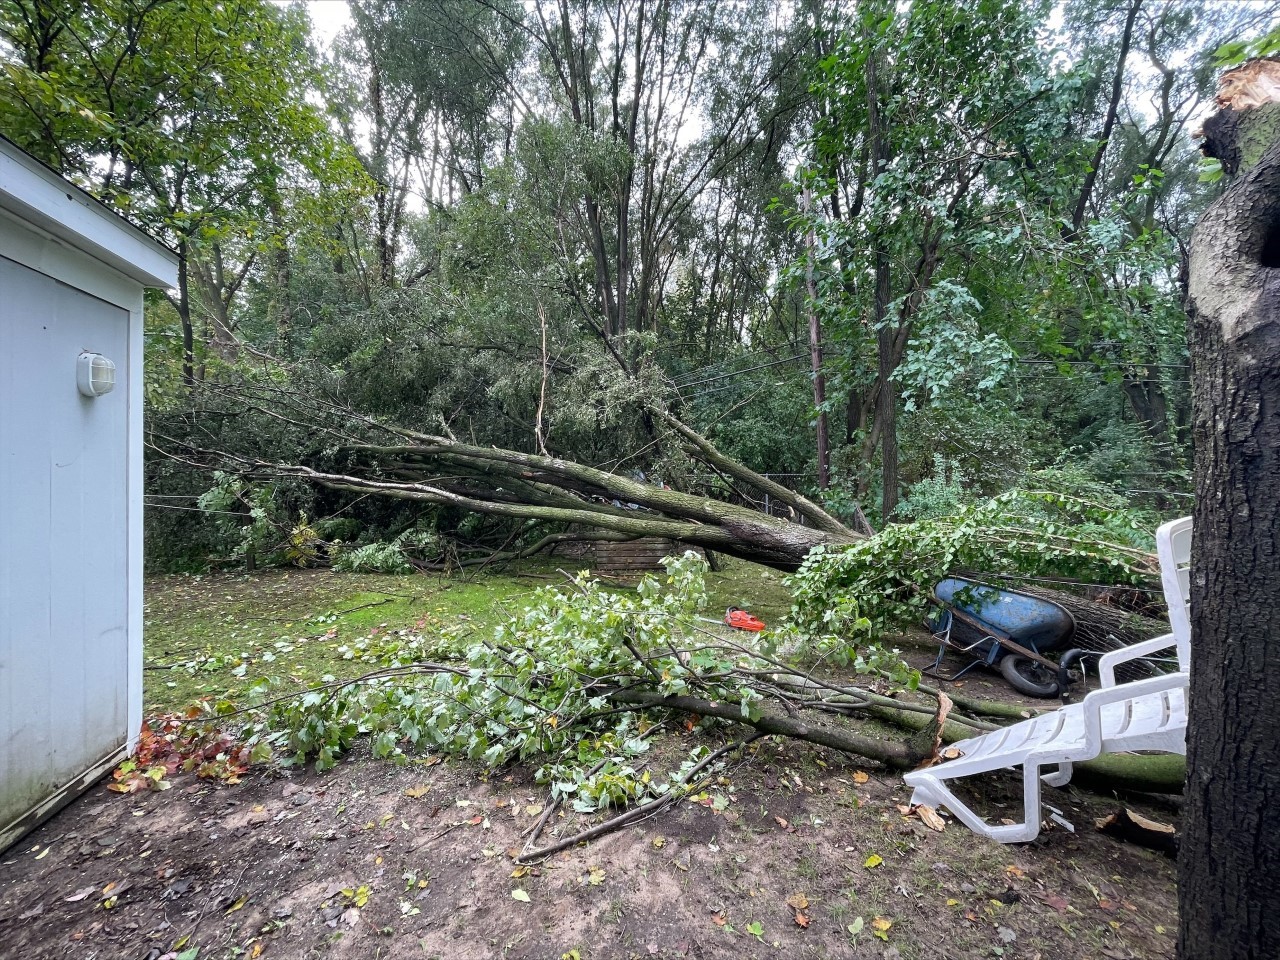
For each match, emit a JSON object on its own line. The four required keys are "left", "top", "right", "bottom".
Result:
{"left": 930, "top": 597, "right": 1061, "bottom": 673}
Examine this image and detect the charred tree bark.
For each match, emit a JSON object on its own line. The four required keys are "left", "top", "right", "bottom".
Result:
{"left": 1179, "top": 78, "right": 1280, "bottom": 960}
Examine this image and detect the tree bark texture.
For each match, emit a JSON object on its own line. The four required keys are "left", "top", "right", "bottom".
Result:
{"left": 804, "top": 186, "right": 831, "bottom": 489}
{"left": 1179, "top": 103, "right": 1280, "bottom": 960}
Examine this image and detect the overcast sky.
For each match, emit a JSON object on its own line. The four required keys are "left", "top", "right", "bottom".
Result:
{"left": 305, "top": 0, "right": 352, "bottom": 49}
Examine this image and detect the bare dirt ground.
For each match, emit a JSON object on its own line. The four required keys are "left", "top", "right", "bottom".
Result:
{"left": 0, "top": 737, "right": 1178, "bottom": 960}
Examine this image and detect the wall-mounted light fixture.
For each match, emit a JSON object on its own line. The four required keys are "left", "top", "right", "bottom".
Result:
{"left": 77, "top": 352, "right": 116, "bottom": 397}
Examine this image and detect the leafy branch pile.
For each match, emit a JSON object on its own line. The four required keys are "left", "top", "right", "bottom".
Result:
{"left": 263, "top": 555, "right": 900, "bottom": 802}
{"left": 787, "top": 487, "right": 1161, "bottom": 649}
{"left": 221, "top": 556, "right": 966, "bottom": 817}
{"left": 179, "top": 543, "right": 1181, "bottom": 858}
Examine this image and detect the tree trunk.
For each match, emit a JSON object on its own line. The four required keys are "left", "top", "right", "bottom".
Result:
{"left": 804, "top": 186, "right": 830, "bottom": 489}
{"left": 1066, "top": 0, "right": 1142, "bottom": 239}
{"left": 1179, "top": 85, "right": 1280, "bottom": 960}
{"left": 865, "top": 11, "right": 897, "bottom": 520}
{"left": 244, "top": 408, "right": 861, "bottom": 571}
{"left": 177, "top": 239, "right": 195, "bottom": 390}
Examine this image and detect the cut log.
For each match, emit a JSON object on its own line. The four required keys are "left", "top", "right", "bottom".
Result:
{"left": 1096, "top": 807, "right": 1179, "bottom": 857}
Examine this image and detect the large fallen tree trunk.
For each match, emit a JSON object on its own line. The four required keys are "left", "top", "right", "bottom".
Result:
{"left": 164, "top": 382, "right": 862, "bottom": 570}
{"left": 270, "top": 434, "right": 857, "bottom": 570}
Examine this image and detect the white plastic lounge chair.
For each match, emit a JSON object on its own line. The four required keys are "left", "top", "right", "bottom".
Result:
{"left": 902, "top": 516, "right": 1192, "bottom": 843}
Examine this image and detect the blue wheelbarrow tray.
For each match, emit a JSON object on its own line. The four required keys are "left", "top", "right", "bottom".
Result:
{"left": 928, "top": 577, "right": 1076, "bottom": 677}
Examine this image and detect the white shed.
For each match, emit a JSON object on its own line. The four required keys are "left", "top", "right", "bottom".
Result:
{"left": 0, "top": 137, "right": 178, "bottom": 850}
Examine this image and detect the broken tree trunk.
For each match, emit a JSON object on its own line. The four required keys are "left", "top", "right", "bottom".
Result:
{"left": 607, "top": 687, "right": 1184, "bottom": 793}
{"left": 246, "top": 409, "right": 862, "bottom": 571}
{"left": 1179, "top": 59, "right": 1280, "bottom": 960}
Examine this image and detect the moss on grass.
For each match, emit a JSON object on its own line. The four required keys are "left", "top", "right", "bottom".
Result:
{"left": 143, "top": 557, "right": 794, "bottom": 715}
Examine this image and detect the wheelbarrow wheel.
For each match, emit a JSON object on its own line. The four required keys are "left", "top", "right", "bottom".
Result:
{"left": 999, "top": 655, "right": 1061, "bottom": 698}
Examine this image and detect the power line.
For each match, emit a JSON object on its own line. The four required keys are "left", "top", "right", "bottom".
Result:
{"left": 676, "top": 353, "right": 809, "bottom": 390}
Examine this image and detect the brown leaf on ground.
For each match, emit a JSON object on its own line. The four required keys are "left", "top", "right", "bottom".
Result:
{"left": 1042, "top": 893, "right": 1070, "bottom": 912}
{"left": 915, "top": 805, "right": 946, "bottom": 832}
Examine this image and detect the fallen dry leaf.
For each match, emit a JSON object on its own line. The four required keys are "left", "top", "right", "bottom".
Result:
{"left": 1042, "top": 893, "right": 1070, "bottom": 913}
{"left": 794, "top": 911, "right": 810, "bottom": 928}
{"left": 511, "top": 889, "right": 531, "bottom": 903}
{"left": 100, "top": 880, "right": 133, "bottom": 901}
{"left": 915, "top": 804, "right": 946, "bottom": 832}
{"left": 404, "top": 785, "right": 431, "bottom": 799}
{"left": 1006, "top": 864, "right": 1026, "bottom": 880}
{"left": 65, "top": 886, "right": 96, "bottom": 903}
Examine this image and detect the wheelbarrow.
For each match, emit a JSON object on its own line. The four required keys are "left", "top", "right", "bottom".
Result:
{"left": 925, "top": 578, "right": 1078, "bottom": 698}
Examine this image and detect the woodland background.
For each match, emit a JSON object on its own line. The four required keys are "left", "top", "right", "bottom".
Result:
{"left": 2, "top": 0, "right": 1273, "bottom": 572}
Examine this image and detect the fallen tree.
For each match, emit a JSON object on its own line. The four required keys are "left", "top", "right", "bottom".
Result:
{"left": 157, "top": 379, "right": 861, "bottom": 570}
{"left": 233, "top": 553, "right": 1183, "bottom": 846}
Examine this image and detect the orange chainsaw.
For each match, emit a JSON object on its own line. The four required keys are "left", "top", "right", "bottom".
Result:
{"left": 722, "top": 606, "right": 766, "bottom": 632}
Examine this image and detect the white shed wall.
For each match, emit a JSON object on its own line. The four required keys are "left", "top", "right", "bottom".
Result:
{"left": 0, "top": 211, "right": 146, "bottom": 849}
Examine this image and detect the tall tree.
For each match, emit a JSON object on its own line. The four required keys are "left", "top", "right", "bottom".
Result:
{"left": 1179, "top": 56, "right": 1280, "bottom": 960}
{"left": 327, "top": 0, "right": 525, "bottom": 287}
{"left": 805, "top": 0, "right": 1060, "bottom": 517}
{"left": 0, "top": 0, "right": 363, "bottom": 383}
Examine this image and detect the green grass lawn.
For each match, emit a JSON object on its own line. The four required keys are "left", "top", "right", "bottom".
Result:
{"left": 143, "top": 557, "right": 795, "bottom": 715}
